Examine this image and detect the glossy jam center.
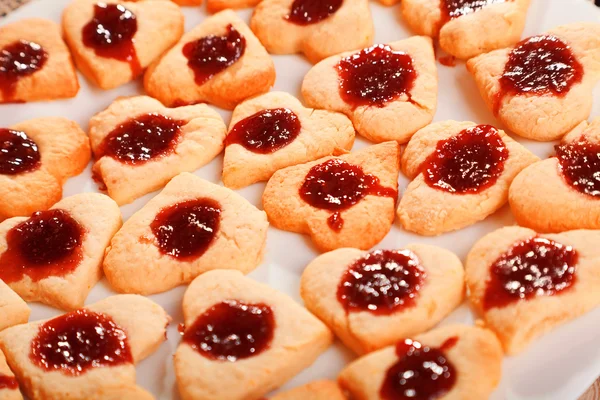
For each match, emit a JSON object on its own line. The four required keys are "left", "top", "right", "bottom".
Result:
{"left": 556, "top": 139, "right": 600, "bottom": 198}
{"left": 226, "top": 108, "right": 301, "bottom": 154}
{"left": 287, "top": 0, "right": 343, "bottom": 25}
{"left": 483, "top": 237, "right": 578, "bottom": 310}
{"left": 0, "top": 375, "right": 18, "bottom": 390}
{"left": 0, "top": 209, "right": 84, "bottom": 283}
{"left": 337, "top": 249, "right": 426, "bottom": 315}
{"left": 337, "top": 44, "right": 417, "bottom": 108}
{"left": 441, "top": 0, "right": 507, "bottom": 20}
{"left": 183, "top": 301, "right": 275, "bottom": 362}
{"left": 422, "top": 124, "right": 509, "bottom": 194}
{"left": 381, "top": 338, "right": 458, "bottom": 400}
{"left": 82, "top": 3, "right": 141, "bottom": 75}
{"left": 30, "top": 309, "right": 132, "bottom": 375}
{"left": 151, "top": 198, "right": 221, "bottom": 260}
{"left": 0, "top": 40, "right": 48, "bottom": 100}
{"left": 182, "top": 25, "right": 246, "bottom": 86}
{"left": 97, "top": 113, "right": 185, "bottom": 165}
{"left": 0, "top": 128, "right": 41, "bottom": 175}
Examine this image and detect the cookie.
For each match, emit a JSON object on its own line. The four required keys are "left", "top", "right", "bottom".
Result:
{"left": 250, "top": 0, "right": 374, "bottom": 63}
{"left": 207, "top": 0, "right": 260, "bottom": 13}
{"left": 89, "top": 384, "right": 154, "bottom": 400}
{"left": 263, "top": 142, "right": 399, "bottom": 252}
{"left": 397, "top": 121, "right": 539, "bottom": 236}
{"left": 401, "top": 0, "right": 531, "bottom": 60}
{"left": 0, "top": 281, "right": 29, "bottom": 332}
{"left": 302, "top": 36, "right": 437, "bottom": 143}
{"left": 103, "top": 173, "right": 268, "bottom": 295}
{"left": 467, "top": 22, "right": 600, "bottom": 141}
{"left": 0, "top": 117, "right": 90, "bottom": 221}
{"left": 0, "top": 18, "right": 78, "bottom": 103}
{"left": 509, "top": 118, "right": 600, "bottom": 232}
{"left": 223, "top": 91, "right": 355, "bottom": 189}
{"left": 338, "top": 324, "right": 503, "bottom": 400}
{"left": 63, "top": 0, "right": 184, "bottom": 89}
{"left": 466, "top": 226, "right": 600, "bottom": 355}
{"left": 89, "top": 96, "right": 226, "bottom": 206}
{"left": 144, "top": 10, "right": 276, "bottom": 110}
{"left": 0, "top": 193, "right": 121, "bottom": 310}
{"left": 0, "top": 294, "right": 169, "bottom": 400}
{"left": 270, "top": 380, "right": 345, "bottom": 400}
{"left": 0, "top": 350, "right": 21, "bottom": 400}
{"left": 301, "top": 245, "right": 464, "bottom": 354}
{"left": 174, "top": 270, "right": 333, "bottom": 400}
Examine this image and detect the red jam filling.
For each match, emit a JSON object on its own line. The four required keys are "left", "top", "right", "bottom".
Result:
{"left": 0, "top": 40, "right": 48, "bottom": 100}
{"left": 286, "top": 0, "right": 343, "bottom": 25}
{"left": 441, "top": 0, "right": 507, "bottom": 21}
{"left": 556, "top": 139, "right": 600, "bottom": 198}
{"left": 183, "top": 301, "right": 275, "bottom": 362}
{"left": 0, "top": 375, "right": 18, "bottom": 390}
{"left": 0, "top": 128, "right": 41, "bottom": 175}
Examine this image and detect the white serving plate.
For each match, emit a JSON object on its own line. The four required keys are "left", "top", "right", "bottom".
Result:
{"left": 1, "top": 0, "right": 600, "bottom": 399}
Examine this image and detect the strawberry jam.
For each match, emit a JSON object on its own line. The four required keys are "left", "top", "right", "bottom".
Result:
{"left": 0, "top": 128, "right": 41, "bottom": 175}
{"left": 286, "top": 0, "right": 344, "bottom": 25}
{"left": 0, "top": 40, "right": 48, "bottom": 100}
{"left": 441, "top": 0, "right": 507, "bottom": 21}
{"left": 556, "top": 139, "right": 600, "bottom": 197}
{"left": 0, "top": 375, "right": 18, "bottom": 390}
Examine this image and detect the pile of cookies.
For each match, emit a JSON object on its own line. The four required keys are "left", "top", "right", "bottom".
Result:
{"left": 0, "top": 0, "right": 599, "bottom": 399}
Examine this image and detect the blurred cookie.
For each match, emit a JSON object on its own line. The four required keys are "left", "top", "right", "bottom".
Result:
{"left": 270, "top": 380, "right": 345, "bottom": 400}
{"left": 0, "top": 280, "right": 29, "bottom": 332}
{"left": 207, "top": 0, "right": 260, "bottom": 13}
{"left": 0, "top": 350, "right": 21, "bottom": 400}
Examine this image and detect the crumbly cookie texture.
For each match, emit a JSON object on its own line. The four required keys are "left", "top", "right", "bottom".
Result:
{"left": 250, "top": 0, "right": 374, "bottom": 63}
{"left": 270, "top": 380, "right": 345, "bottom": 400}
{"left": 263, "top": 142, "right": 400, "bottom": 252}
{"left": 144, "top": 10, "right": 275, "bottom": 109}
{"left": 0, "top": 350, "right": 22, "bottom": 400}
{"left": 223, "top": 91, "right": 355, "bottom": 189}
{"left": 338, "top": 324, "right": 503, "bottom": 400}
{"left": 467, "top": 22, "right": 600, "bottom": 141}
{"left": 301, "top": 36, "right": 437, "bottom": 143}
{"left": 63, "top": 0, "right": 183, "bottom": 90}
{"left": 0, "top": 18, "right": 78, "bottom": 103}
{"left": 103, "top": 173, "right": 268, "bottom": 295}
{"left": 0, "top": 280, "right": 30, "bottom": 333}
{"left": 89, "top": 96, "right": 226, "bottom": 206}
{"left": 401, "top": 0, "right": 531, "bottom": 59}
{"left": 509, "top": 118, "right": 600, "bottom": 232}
{"left": 208, "top": 0, "right": 260, "bottom": 13}
{"left": 0, "top": 193, "right": 122, "bottom": 310}
{"left": 0, "top": 295, "right": 169, "bottom": 400}
{"left": 397, "top": 120, "right": 539, "bottom": 236}
{"left": 0, "top": 117, "right": 90, "bottom": 221}
{"left": 174, "top": 270, "right": 333, "bottom": 400}
{"left": 89, "top": 384, "right": 155, "bottom": 400}
{"left": 301, "top": 245, "right": 464, "bottom": 354}
{"left": 465, "top": 227, "right": 600, "bottom": 355}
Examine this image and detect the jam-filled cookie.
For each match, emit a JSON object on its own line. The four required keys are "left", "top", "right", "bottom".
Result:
{"left": 144, "top": 10, "right": 276, "bottom": 109}
{"left": 175, "top": 270, "right": 332, "bottom": 400}
{"left": 250, "top": 0, "right": 374, "bottom": 63}
{"left": 301, "top": 245, "right": 464, "bottom": 354}
{"left": 509, "top": 118, "right": 600, "bottom": 232}
{"left": 0, "top": 18, "right": 78, "bottom": 103}
{"left": 270, "top": 380, "right": 345, "bottom": 400}
{"left": 401, "top": 0, "right": 531, "bottom": 60}
{"left": 207, "top": 0, "right": 260, "bottom": 13}
{"left": 302, "top": 36, "right": 437, "bottom": 143}
{"left": 397, "top": 121, "right": 539, "bottom": 236}
{"left": 89, "top": 384, "right": 154, "bottom": 400}
{"left": 63, "top": 0, "right": 184, "bottom": 89}
{"left": 0, "top": 350, "right": 21, "bottom": 400}
{"left": 338, "top": 324, "right": 503, "bottom": 400}
{"left": 223, "top": 91, "right": 355, "bottom": 189}
{"left": 263, "top": 142, "right": 399, "bottom": 252}
{"left": 0, "top": 294, "right": 169, "bottom": 400}
{"left": 89, "top": 96, "right": 226, "bottom": 206}
{"left": 467, "top": 22, "right": 600, "bottom": 141}
{"left": 103, "top": 173, "right": 268, "bottom": 295}
{"left": 466, "top": 226, "right": 600, "bottom": 354}
{"left": 0, "top": 281, "right": 29, "bottom": 332}
{"left": 0, "top": 117, "right": 90, "bottom": 221}
{"left": 0, "top": 193, "right": 122, "bottom": 310}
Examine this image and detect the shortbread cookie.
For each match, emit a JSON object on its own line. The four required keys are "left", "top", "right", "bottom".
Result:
{"left": 338, "top": 324, "right": 503, "bottom": 400}
{"left": 301, "top": 245, "right": 464, "bottom": 354}
{"left": 401, "top": 0, "right": 531, "bottom": 60}
{"left": 0, "top": 281, "right": 29, "bottom": 332}
{"left": 89, "top": 96, "right": 226, "bottom": 205}
{"left": 467, "top": 23, "right": 600, "bottom": 141}
{"left": 0, "top": 193, "right": 122, "bottom": 310}
{"left": 0, "top": 295, "right": 168, "bottom": 400}
{"left": 89, "top": 384, "right": 154, "bottom": 400}
{"left": 509, "top": 118, "right": 600, "bottom": 232}
{"left": 0, "top": 117, "right": 90, "bottom": 221}
{"left": 223, "top": 91, "right": 355, "bottom": 188}
{"left": 175, "top": 270, "right": 332, "bottom": 400}
{"left": 302, "top": 36, "right": 437, "bottom": 143}
{"left": 0, "top": 350, "right": 21, "bottom": 400}
{"left": 270, "top": 380, "right": 345, "bottom": 400}
{"left": 250, "top": 0, "right": 374, "bottom": 63}
{"left": 397, "top": 121, "right": 539, "bottom": 236}
{"left": 0, "top": 18, "right": 78, "bottom": 103}
{"left": 208, "top": 0, "right": 260, "bottom": 13}
{"left": 263, "top": 142, "right": 399, "bottom": 252}
{"left": 144, "top": 10, "right": 276, "bottom": 109}
{"left": 466, "top": 227, "right": 600, "bottom": 354}
{"left": 104, "top": 173, "right": 268, "bottom": 295}
{"left": 63, "top": 0, "right": 184, "bottom": 89}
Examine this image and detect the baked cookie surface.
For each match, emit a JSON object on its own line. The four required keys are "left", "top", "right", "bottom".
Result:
{"left": 0, "top": 350, "right": 21, "bottom": 400}
{"left": 207, "top": 0, "right": 260, "bottom": 13}
{"left": 270, "top": 380, "right": 345, "bottom": 400}
{"left": 0, "top": 280, "right": 29, "bottom": 333}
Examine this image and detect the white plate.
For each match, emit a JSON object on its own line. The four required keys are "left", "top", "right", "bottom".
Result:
{"left": 1, "top": 0, "right": 600, "bottom": 399}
